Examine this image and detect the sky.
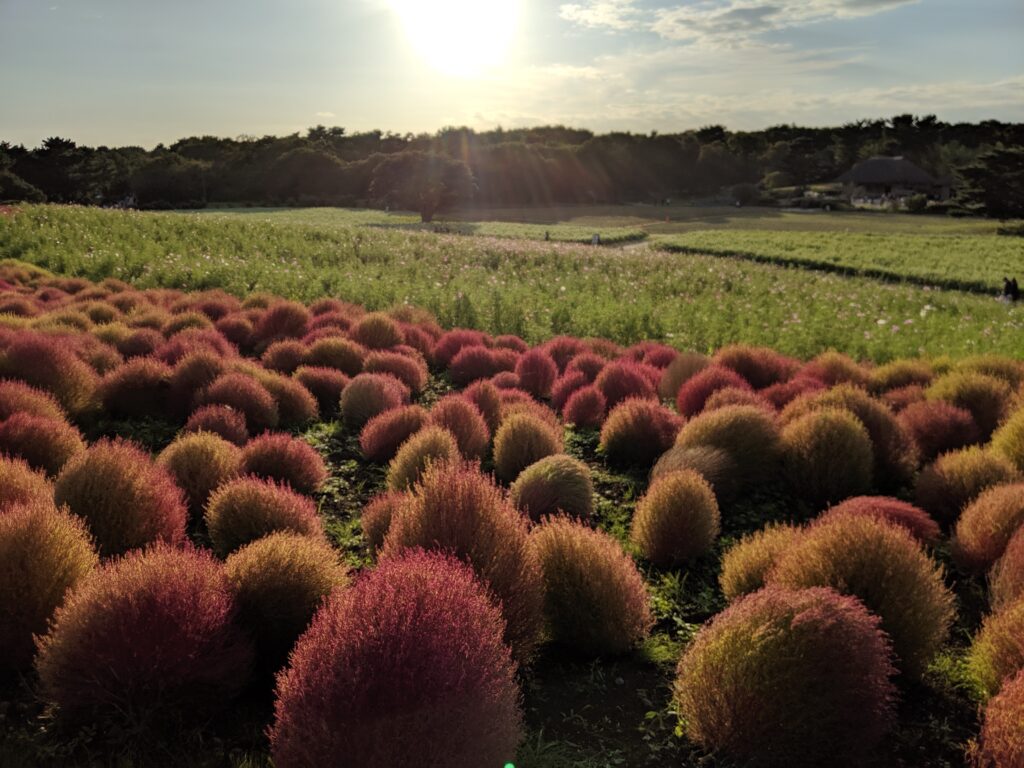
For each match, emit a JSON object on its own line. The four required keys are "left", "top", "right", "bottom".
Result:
{"left": 0, "top": 0, "right": 1022, "bottom": 148}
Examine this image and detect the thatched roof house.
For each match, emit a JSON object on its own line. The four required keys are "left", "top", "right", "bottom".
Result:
{"left": 837, "top": 156, "right": 950, "bottom": 200}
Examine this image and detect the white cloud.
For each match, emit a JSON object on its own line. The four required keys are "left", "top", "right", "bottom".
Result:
{"left": 559, "top": 0, "right": 641, "bottom": 31}
{"left": 315, "top": 111, "right": 336, "bottom": 118}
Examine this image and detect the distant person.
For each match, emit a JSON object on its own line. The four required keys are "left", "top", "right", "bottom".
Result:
{"left": 591, "top": 233, "right": 601, "bottom": 246}
{"left": 544, "top": 230, "right": 550, "bottom": 241}
{"left": 1002, "top": 277, "right": 1020, "bottom": 302}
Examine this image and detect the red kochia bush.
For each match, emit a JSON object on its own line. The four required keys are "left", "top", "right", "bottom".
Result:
{"left": 762, "top": 376, "right": 826, "bottom": 409}
{"left": 253, "top": 301, "right": 310, "bottom": 348}
{"left": 515, "top": 349, "right": 559, "bottom": 399}
{"left": 269, "top": 551, "right": 522, "bottom": 768}
{"left": 205, "top": 476, "right": 324, "bottom": 558}
{"left": 0, "top": 501, "right": 98, "bottom": 678}
{"left": 432, "top": 329, "right": 488, "bottom": 369}
{"left": 185, "top": 404, "right": 249, "bottom": 446}
{"left": 543, "top": 336, "right": 587, "bottom": 371}
{"left": 0, "top": 413, "right": 85, "bottom": 477}
{"left": 675, "top": 365, "right": 752, "bottom": 418}
{"left": 0, "top": 455, "right": 54, "bottom": 511}
{"left": 349, "top": 312, "right": 403, "bottom": 350}
{"left": 364, "top": 350, "right": 427, "bottom": 393}
{"left": 599, "top": 398, "right": 682, "bottom": 467}
{"left": 550, "top": 371, "right": 588, "bottom": 412}
{"left": 820, "top": 496, "right": 941, "bottom": 546}
{"left": 595, "top": 360, "right": 657, "bottom": 409}
{"left": 562, "top": 384, "right": 607, "bottom": 428}
{"left": 261, "top": 340, "right": 308, "bottom": 374}
{"left": 240, "top": 433, "right": 328, "bottom": 495}
{"left": 0, "top": 334, "right": 98, "bottom": 415}
{"left": 98, "top": 357, "right": 173, "bottom": 420}
{"left": 530, "top": 516, "right": 653, "bottom": 656}
{"left": 54, "top": 439, "right": 187, "bottom": 557}
{"left": 0, "top": 379, "right": 67, "bottom": 422}
{"left": 428, "top": 395, "right": 491, "bottom": 461}
{"left": 448, "top": 345, "right": 497, "bottom": 386}
{"left": 972, "top": 668, "right": 1024, "bottom": 768}
{"left": 381, "top": 463, "right": 545, "bottom": 664}
{"left": 293, "top": 366, "right": 348, "bottom": 417}
{"left": 463, "top": 380, "right": 503, "bottom": 433}
{"left": 674, "top": 586, "right": 896, "bottom": 767}
{"left": 898, "top": 400, "right": 980, "bottom": 462}
{"left": 714, "top": 344, "right": 798, "bottom": 389}
{"left": 36, "top": 545, "right": 254, "bottom": 732}
{"left": 952, "top": 484, "right": 1024, "bottom": 573}
{"left": 360, "top": 405, "right": 429, "bottom": 463}
{"left": 565, "top": 352, "right": 607, "bottom": 382}
{"left": 198, "top": 373, "right": 280, "bottom": 433}
{"left": 992, "top": 526, "right": 1024, "bottom": 609}
{"left": 339, "top": 373, "right": 410, "bottom": 431}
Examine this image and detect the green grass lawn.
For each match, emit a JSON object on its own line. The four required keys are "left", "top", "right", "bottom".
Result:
{"left": 3, "top": 204, "right": 1022, "bottom": 360}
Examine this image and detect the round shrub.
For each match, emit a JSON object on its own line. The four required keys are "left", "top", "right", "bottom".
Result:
{"left": 494, "top": 334, "right": 528, "bottom": 353}
{"left": 155, "top": 328, "right": 235, "bottom": 365}
{"left": 0, "top": 501, "right": 97, "bottom": 677}
{"left": 675, "top": 404, "right": 781, "bottom": 485}
{"left": 0, "top": 379, "right": 66, "bottom": 422}
{"left": 304, "top": 336, "right": 366, "bottom": 376}
{"left": 269, "top": 550, "right": 522, "bottom": 768}
{"left": 927, "top": 372, "right": 1012, "bottom": 440}
{"left": 261, "top": 340, "right": 307, "bottom": 374}
{"left": 762, "top": 375, "right": 826, "bottom": 409}
{"left": 163, "top": 310, "right": 214, "bottom": 337}
{"left": 382, "top": 462, "right": 544, "bottom": 663}
{"left": 361, "top": 491, "right": 410, "bottom": 553}
{"left": 448, "top": 345, "right": 497, "bottom": 386}
{"left": 641, "top": 343, "right": 679, "bottom": 369}
{"left": 821, "top": 496, "right": 940, "bottom": 546}
{"left": 550, "top": 371, "right": 588, "bottom": 412}
{"left": 915, "top": 448, "right": 1019, "bottom": 525}
{"left": 953, "top": 484, "right": 1024, "bottom": 573}
{"left": 899, "top": 399, "right": 980, "bottom": 462}
{"left": 254, "top": 301, "right": 310, "bottom": 348}
{"left": 426, "top": 395, "right": 489, "bottom": 460}
{"left": 364, "top": 350, "right": 427, "bottom": 393}
{"left": 801, "top": 350, "right": 870, "bottom": 388}
{"left": 531, "top": 516, "right": 653, "bottom": 656}
{"left": 658, "top": 351, "right": 709, "bottom": 400}
{"left": 0, "top": 334, "right": 98, "bottom": 415}
{"left": 514, "top": 349, "right": 558, "bottom": 399}
{"left": 675, "top": 365, "right": 752, "bottom": 418}
{"left": 385, "top": 426, "right": 459, "bottom": 491}
{"left": 97, "top": 357, "right": 173, "bottom": 420}
{"left": 1, "top": 455, "right": 54, "bottom": 512}
{"left": 36, "top": 545, "right": 254, "bottom": 732}
{"left": 972, "top": 668, "right": 1024, "bottom": 768}
{"left": 599, "top": 398, "right": 682, "bottom": 468}
{"left": 991, "top": 526, "right": 1024, "bottom": 610}
{"left": 349, "top": 312, "right": 403, "bottom": 350}
{"left": 205, "top": 476, "right": 324, "bottom": 558}
{"left": 185, "top": 404, "right": 249, "bottom": 446}
{"left": 674, "top": 586, "right": 896, "bottom": 766}
{"left": 463, "top": 380, "right": 502, "bottom": 433}
{"left": 119, "top": 327, "right": 165, "bottom": 357}
{"left": 562, "top": 384, "right": 606, "bottom": 428}
{"left": 493, "top": 412, "right": 564, "bottom": 484}
{"left": 565, "top": 351, "right": 608, "bottom": 382}
{"left": 0, "top": 413, "right": 85, "bottom": 477}
{"left": 360, "top": 405, "right": 429, "bottom": 463}
{"left": 215, "top": 314, "right": 254, "bottom": 349}
{"left": 969, "top": 597, "right": 1024, "bottom": 697}
{"left": 240, "top": 433, "right": 328, "bottom": 495}
{"left": 631, "top": 470, "right": 720, "bottom": 567}
{"left": 225, "top": 532, "right": 348, "bottom": 670}
{"left": 339, "top": 373, "right": 410, "bottom": 432}
{"left": 168, "top": 350, "right": 228, "bottom": 412}
{"left": 198, "top": 373, "right": 279, "bottom": 433}
{"left": 992, "top": 408, "right": 1024, "bottom": 473}
{"left": 869, "top": 358, "right": 934, "bottom": 393}
{"left": 157, "top": 432, "right": 241, "bottom": 519}
{"left": 256, "top": 372, "right": 319, "bottom": 428}
{"left": 881, "top": 383, "right": 926, "bottom": 412}
{"left": 770, "top": 514, "right": 955, "bottom": 676}
{"left": 703, "top": 386, "right": 772, "bottom": 413}
{"left": 594, "top": 360, "right": 657, "bottom": 409}
{"left": 719, "top": 523, "right": 802, "bottom": 601}
{"left": 651, "top": 444, "right": 739, "bottom": 503}
{"left": 431, "top": 329, "right": 488, "bottom": 369}
{"left": 54, "top": 439, "right": 187, "bottom": 557}
{"left": 714, "top": 344, "right": 797, "bottom": 389}
{"left": 294, "top": 365, "right": 348, "bottom": 417}
{"left": 543, "top": 336, "right": 587, "bottom": 371}
{"left": 509, "top": 454, "right": 594, "bottom": 522}
{"left": 780, "top": 409, "right": 874, "bottom": 507}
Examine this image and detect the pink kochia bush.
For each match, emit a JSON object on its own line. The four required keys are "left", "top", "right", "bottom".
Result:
{"left": 185, "top": 404, "right": 249, "bottom": 446}
{"left": 674, "top": 586, "right": 897, "bottom": 767}
{"left": 339, "top": 373, "right": 410, "bottom": 431}
{"left": 562, "top": 384, "right": 606, "bottom": 428}
{"left": 240, "top": 433, "right": 328, "bottom": 495}
{"left": 199, "top": 373, "right": 280, "bottom": 433}
{"left": 594, "top": 360, "right": 657, "bottom": 409}
{"left": 514, "top": 349, "right": 559, "bottom": 399}
{"left": 54, "top": 439, "right": 187, "bottom": 557}
{"left": 269, "top": 551, "right": 523, "bottom": 768}
{"left": 820, "top": 496, "right": 941, "bottom": 546}
{"left": 428, "top": 395, "right": 490, "bottom": 461}
{"left": 35, "top": 545, "right": 254, "bottom": 732}
{"left": 675, "top": 365, "right": 752, "bottom": 418}
{"left": 0, "top": 413, "right": 85, "bottom": 477}
{"left": 360, "top": 405, "right": 429, "bottom": 463}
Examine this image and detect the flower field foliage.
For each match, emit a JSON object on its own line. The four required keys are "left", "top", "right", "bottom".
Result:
{"left": 1, "top": 256, "right": 1024, "bottom": 765}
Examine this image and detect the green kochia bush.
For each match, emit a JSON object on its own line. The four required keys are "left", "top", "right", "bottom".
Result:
{"left": 509, "top": 454, "right": 594, "bottom": 523}
{"left": 35, "top": 545, "right": 254, "bottom": 734}
{"left": 493, "top": 412, "right": 563, "bottom": 484}
{"left": 770, "top": 514, "right": 955, "bottom": 677}
{"left": 719, "top": 523, "right": 803, "bottom": 601}
{"left": 969, "top": 597, "right": 1024, "bottom": 698}
{"left": 915, "top": 447, "right": 1019, "bottom": 525}
{"left": 530, "top": 516, "right": 653, "bottom": 657}
{"left": 952, "top": 484, "right": 1024, "bottom": 573}
{"left": 631, "top": 470, "right": 720, "bottom": 567}
{"left": 269, "top": 551, "right": 523, "bottom": 768}
{"left": 674, "top": 586, "right": 896, "bottom": 767}
{"left": 385, "top": 426, "right": 460, "bottom": 492}
{"left": 674, "top": 404, "right": 780, "bottom": 486}
{"left": 780, "top": 409, "right": 874, "bottom": 508}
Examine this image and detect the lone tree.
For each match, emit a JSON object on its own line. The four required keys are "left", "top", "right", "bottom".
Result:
{"left": 370, "top": 151, "right": 474, "bottom": 222}
{"left": 957, "top": 147, "right": 1024, "bottom": 219}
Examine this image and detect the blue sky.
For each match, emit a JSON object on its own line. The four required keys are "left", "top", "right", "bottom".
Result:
{"left": 1, "top": 0, "right": 1021, "bottom": 147}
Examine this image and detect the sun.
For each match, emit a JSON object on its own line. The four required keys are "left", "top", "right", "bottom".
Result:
{"left": 388, "top": 0, "right": 522, "bottom": 77}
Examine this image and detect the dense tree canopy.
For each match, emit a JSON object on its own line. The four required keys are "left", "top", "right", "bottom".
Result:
{"left": 369, "top": 152, "right": 474, "bottom": 222}
{"left": 957, "top": 147, "right": 1024, "bottom": 219}
{"left": 1, "top": 116, "right": 1022, "bottom": 213}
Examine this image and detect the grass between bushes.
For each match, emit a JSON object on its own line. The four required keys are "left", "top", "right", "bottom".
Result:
{"left": 2, "top": 205, "right": 1023, "bottom": 361}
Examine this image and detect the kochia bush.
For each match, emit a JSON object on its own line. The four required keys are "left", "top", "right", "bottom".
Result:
{"left": 184, "top": 404, "right": 249, "bottom": 446}
{"left": 952, "top": 484, "right": 1024, "bottom": 573}
{"left": 531, "top": 516, "right": 653, "bottom": 656}
{"left": 675, "top": 404, "right": 781, "bottom": 485}
{"left": 968, "top": 597, "right": 1024, "bottom": 698}
{"left": 360, "top": 405, "right": 429, "bottom": 463}
{"left": 198, "top": 373, "right": 280, "bottom": 433}
{"left": 269, "top": 551, "right": 523, "bottom": 768}
{"left": 992, "top": 408, "right": 1024, "bottom": 473}
{"left": 514, "top": 349, "right": 559, "bottom": 399}
{"left": 339, "top": 373, "right": 410, "bottom": 431}
{"left": 599, "top": 398, "right": 681, "bottom": 468}
{"left": 675, "top": 365, "right": 752, "bottom": 418}
{"left": 915, "top": 447, "right": 1019, "bottom": 525}
{"left": 0, "top": 413, "right": 85, "bottom": 477}
{"left": 36, "top": 545, "right": 254, "bottom": 732}
{"left": 509, "top": 454, "right": 594, "bottom": 522}
{"left": 493, "top": 412, "right": 564, "bottom": 484}
{"left": 594, "top": 360, "right": 657, "bottom": 409}
{"left": 718, "top": 523, "right": 802, "bottom": 601}
{"left": 631, "top": 470, "right": 720, "bottom": 567}
{"left": 926, "top": 371, "right": 1012, "bottom": 440}
{"left": 674, "top": 586, "right": 896, "bottom": 767}
{"left": 820, "top": 496, "right": 940, "bottom": 546}
{"left": 428, "top": 395, "right": 491, "bottom": 461}
{"left": 898, "top": 400, "right": 980, "bottom": 462}
{"left": 385, "top": 426, "right": 460, "bottom": 492}
{"left": 971, "top": 669, "right": 1024, "bottom": 768}
{"left": 0, "top": 455, "right": 55, "bottom": 512}
{"left": 780, "top": 409, "right": 874, "bottom": 508}
{"left": 562, "top": 384, "right": 606, "bottom": 428}
{"left": 991, "top": 526, "right": 1024, "bottom": 610}
{"left": 157, "top": 432, "right": 242, "bottom": 519}
{"left": 239, "top": 433, "right": 328, "bottom": 495}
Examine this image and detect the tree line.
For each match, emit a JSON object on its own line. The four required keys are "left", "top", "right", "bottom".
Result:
{"left": 1, "top": 116, "right": 1022, "bottom": 218}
